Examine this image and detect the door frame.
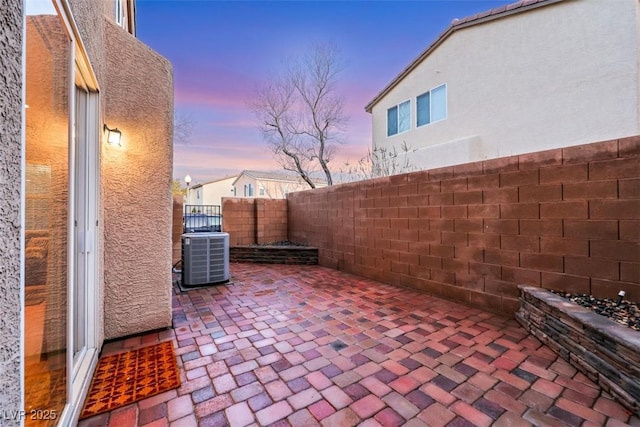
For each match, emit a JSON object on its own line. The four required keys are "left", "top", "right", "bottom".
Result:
{"left": 68, "top": 83, "right": 100, "bottom": 420}
{"left": 42, "top": 1, "right": 101, "bottom": 425}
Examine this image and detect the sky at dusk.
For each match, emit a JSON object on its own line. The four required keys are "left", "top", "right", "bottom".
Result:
{"left": 136, "top": 0, "right": 513, "bottom": 186}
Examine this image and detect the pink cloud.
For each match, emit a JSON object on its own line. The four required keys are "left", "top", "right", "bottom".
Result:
{"left": 171, "top": 61, "right": 375, "bottom": 185}
{"left": 173, "top": 64, "right": 257, "bottom": 109}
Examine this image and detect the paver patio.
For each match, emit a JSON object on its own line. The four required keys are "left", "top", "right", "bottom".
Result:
{"left": 79, "top": 264, "right": 638, "bottom": 426}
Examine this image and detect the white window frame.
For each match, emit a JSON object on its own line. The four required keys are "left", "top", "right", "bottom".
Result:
{"left": 114, "top": 0, "right": 126, "bottom": 28}
{"left": 416, "top": 83, "right": 447, "bottom": 128}
{"left": 386, "top": 99, "right": 411, "bottom": 138}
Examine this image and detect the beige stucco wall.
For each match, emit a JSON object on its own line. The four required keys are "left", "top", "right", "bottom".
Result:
{"left": 202, "top": 176, "right": 237, "bottom": 206}
{"left": 371, "top": 0, "right": 640, "bottom": 170}
{"left": 186, "top": 184, "right": 203, "bottom": 206}
{"left": 68, "top": 0, "right": 106, "bottom": 81}
{"left": 233, "top": 175, "right": 314, "bottom": 199}
{"left": 233, "top": 175, "right": 258, "bottom": 197}
{"left": 0, "top": 0, "right": 23, "bottom": 417}
{"left": 103, "top": 19, "right": 173, "bottom": 339}
{"left": 69, "top": 0, "right": 172, "bottom": 343}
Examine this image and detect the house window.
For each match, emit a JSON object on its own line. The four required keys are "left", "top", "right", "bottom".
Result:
{"left": 248, "top": 184, "right": 254, "bottom": 197}
{"left": 417, "top": 84, "right": 447, "bottom": 127}
{"left": 196, "top": 189, "right": 200, "bottom": 200}
{"left": 387, "top": 100, "right": 410, "bottom": 137}
{"left": 259, "top": 185, "right": 265, "bottom": 196}
{"left": 243, "top": 185, "right": 247, "bottom": 197}
{"left": 115, "top": 0, "right": 126, "bottom": 27}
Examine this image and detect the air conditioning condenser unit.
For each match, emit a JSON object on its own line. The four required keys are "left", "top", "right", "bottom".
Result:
{"left": 182, "top": 232, "right": 230, "bottom": 287}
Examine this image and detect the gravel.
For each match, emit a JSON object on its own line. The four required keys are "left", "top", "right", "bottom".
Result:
{"left": 550, "top": 291, "right": 640, "bottom": 331}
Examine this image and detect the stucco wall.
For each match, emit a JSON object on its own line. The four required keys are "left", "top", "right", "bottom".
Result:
{"left": 0, "top": 0, "right": 23, "bottom": 417}
{"left": 288, "top": 137, "right": 640, "bottom": 317}
{"left": 103, "top": 20, "right": 173, "bottom": 339}
{"left": 233, "top": 175, "right": 314, "bottom": 199}
{"left": 68, "top": 0, "right": 106, "bottom": 82}
{"left": 371, "top": 0, "right": 639, "bottom": 170}
{"left": 257, "top": 179, "right": 298, "bottom": 199}
{"left": 202, "top": 176, "right": 236, "bottom": 206}
{"left": 234, "top": 175, "right": 259, "bottom": 198}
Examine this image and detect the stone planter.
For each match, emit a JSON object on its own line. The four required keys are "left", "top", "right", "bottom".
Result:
{"left": 230, "top": 245, "right": 318, "bottom": 265}
{"left": 517, "top": 285, "right": 640, "bottom": 415}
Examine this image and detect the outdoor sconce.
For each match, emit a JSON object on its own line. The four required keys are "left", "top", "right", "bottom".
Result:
{"left": 104, "top": 124, "right": 122, "bottom": 146}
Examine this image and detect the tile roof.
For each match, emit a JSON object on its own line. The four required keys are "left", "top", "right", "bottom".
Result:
{"left": 364, "top": 0, "right": 561, "bottom": 112}
{"left": 191, "top": 175, "right": 238, "bottom": 189}
{"left": 243, "top": 170, "right": 302, "bottom": 181}
{"left": 234, "top": 170, "right": 327, "bottom": 185}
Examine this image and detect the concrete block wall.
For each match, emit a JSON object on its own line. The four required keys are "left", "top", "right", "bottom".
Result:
{"left": 222, "top": 198, "right": 288, "bottom": 246}
{"left": 222, "top": 198, "right": 257, "bottom": 246}
{"left": 288, "top": 136, "right": 640, "bottom": 316}
{"left": 230, "top": 246, "right": 318, "bottom": 264}
{"left": 255, "top": 199, "right": 287, "bottom": 244}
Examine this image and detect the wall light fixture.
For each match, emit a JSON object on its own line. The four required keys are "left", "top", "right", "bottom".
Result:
{"left": 104, "top": 124, "right": 122, "bottom": 146}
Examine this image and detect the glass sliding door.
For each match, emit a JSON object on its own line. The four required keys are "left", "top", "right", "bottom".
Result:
{"left": 25, "top": 1, "right": 100, "bottom": 424}
{"left": 25, "top": 1, "right": 71, "bottom": 425}
{"left": 74, "top": 86, "right": 88, "bottom": 366}
{"left": 72, "top": 82, "right": 99, "bottom": 394}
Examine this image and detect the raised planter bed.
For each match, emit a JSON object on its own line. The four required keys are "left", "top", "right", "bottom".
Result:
{"left": 517, "top": 285, "right": 640, "bottom": 415}
{"left": 230, "top": 245, "right": 318, "bottom": 265}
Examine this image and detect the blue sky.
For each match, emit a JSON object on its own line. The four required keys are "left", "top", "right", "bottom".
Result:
{"left": 136, "top": 0, "right": 514, "bottom": 185}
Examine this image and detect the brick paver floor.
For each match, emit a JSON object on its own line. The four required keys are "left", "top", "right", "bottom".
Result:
{"left": 79, "top": 264, "right": 639, "bottom": 426}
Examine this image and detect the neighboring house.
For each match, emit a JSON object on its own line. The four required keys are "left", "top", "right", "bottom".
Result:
{"left": 366, "top": 0, "right": 639, "bottom": 171}
{"left": 185, "top": 175, "right": 238, "bottom": 207}
{"left": 0, "top": 0, "right": 173, "bottom": 425}
{"left": 232, "top": 170, "right": 326, "bottom": 199}
{"left": 185, "top": 182, "right": 203, "bottom": 206}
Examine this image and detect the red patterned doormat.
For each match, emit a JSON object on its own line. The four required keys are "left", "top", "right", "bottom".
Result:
{"left": 80, "top": 341, "right": 181, "bottom": 419}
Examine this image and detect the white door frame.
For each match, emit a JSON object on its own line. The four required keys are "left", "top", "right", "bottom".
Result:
{"left": 46, "top": 1, "right": 101, "bottom": 425}
{"left": 69, "top": 83, "right": 100, "bottom": 414}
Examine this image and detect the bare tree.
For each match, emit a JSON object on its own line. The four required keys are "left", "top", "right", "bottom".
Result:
{"left": 252, "top": 76, "right": 318, "bottom": 188}
{"left": 251, "top": 43, "right": 346, "bottom": 187}
{"left": 174, "top": 112, "right": 195, "bottom": 145}
{"left": 338, "top": 142, "right": 417, "bottom": 183}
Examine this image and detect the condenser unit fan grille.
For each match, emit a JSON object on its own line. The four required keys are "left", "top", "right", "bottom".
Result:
{"left": 182, "top": 232, "right": 230, "bottom": 287}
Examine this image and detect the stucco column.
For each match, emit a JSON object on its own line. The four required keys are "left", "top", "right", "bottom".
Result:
{"left": 0, "top": 0, "right": 24, "bottom": 420}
